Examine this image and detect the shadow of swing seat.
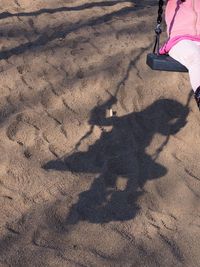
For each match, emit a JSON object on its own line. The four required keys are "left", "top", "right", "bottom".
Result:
{"left": 146, "top": 53, "right": 188, "bottom": 73}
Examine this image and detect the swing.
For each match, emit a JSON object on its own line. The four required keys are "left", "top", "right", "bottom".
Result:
{"left": 146, "top": 0, "right": 188, "bottom": 72}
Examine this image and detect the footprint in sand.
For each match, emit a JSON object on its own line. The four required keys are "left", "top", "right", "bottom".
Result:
{"left": 6, "top": 113, "right": 40, "bottom": 158}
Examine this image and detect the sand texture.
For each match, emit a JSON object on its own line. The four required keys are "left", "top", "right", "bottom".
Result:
{"left": 0, "top": 1, "right": 200, "bottom": 266}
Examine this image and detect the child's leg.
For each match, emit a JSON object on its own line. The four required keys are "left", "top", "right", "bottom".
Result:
{"left": 169, "top": 40, "right": 200, "bottom": 92}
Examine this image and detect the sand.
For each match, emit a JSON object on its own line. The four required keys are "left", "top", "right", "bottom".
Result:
{"left": 0, "top": 0, "right": 200, "bottom": 266}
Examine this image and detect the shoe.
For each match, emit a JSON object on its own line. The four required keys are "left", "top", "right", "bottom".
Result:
{"left": 194, "top": 86, "right": 200, "bottom": 110}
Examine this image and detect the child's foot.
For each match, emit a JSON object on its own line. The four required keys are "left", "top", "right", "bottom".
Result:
{"left": 194, "top": 86, "right": 200, "bottom": 110}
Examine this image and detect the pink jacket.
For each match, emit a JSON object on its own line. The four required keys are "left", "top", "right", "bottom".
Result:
{"left": 160, "top": 0, "right": 200, "bottom": 54}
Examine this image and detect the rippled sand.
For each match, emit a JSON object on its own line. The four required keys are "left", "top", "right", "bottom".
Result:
{"left": 0, "top": 1, "right": 200, "bottom": 266}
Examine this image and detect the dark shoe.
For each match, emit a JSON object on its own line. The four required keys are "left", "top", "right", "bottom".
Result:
{"left": 194, "top": 86, "right": 200, "bottom": 110}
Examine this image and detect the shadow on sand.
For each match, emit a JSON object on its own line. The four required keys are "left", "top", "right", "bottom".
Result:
{"left": 0, "top": 0, "right": 156, "bottom": 60}
{"left": 43, "top": 96, "right": 190, "bottom": 224}
{"left": 0, "top": 0, "right": 156, "bottom": 20}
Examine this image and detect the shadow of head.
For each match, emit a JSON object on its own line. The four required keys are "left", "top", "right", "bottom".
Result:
{"left": 138, "top": 98, "right": 189, "bottom": 136}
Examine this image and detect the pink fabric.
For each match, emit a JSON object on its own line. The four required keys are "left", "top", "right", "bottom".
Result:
{"left": 160, "top": 0, "right": 200, "bottom": 54}
{"left": 159, "top": 35, "right": 200, "bottom": 54}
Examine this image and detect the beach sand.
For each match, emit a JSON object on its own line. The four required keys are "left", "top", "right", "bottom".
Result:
{"left": 0, "top": 1, "right": 200, "bottom": 266}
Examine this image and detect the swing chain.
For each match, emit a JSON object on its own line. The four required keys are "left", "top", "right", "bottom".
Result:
{"left": 155, "top": 0, "right": 164, "bottom": 35}
{"left": 153, "top": 0, "right": 164, "bottom": 54}
{"left": 157, "top": 0, "right": 164, "bottom": 25}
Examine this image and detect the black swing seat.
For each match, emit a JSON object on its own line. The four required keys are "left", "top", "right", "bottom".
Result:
{"left": 146, "top": 53, "right": 188, "bottom": 72}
